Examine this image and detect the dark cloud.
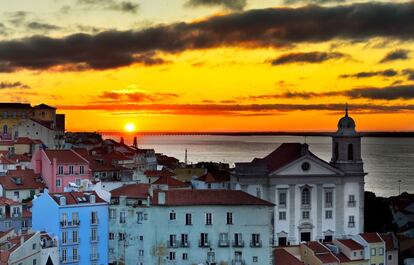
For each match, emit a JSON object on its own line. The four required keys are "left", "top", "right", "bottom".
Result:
{"left": 340, "top": 69, "right": 398, "bottom": 79}
{"left": 26, "top": 22, "right": 61, "bottom": 31}
{"left": 343, "top": 85, "right": 414, "bottom": 100}
{"left": 380, "top": 49, "right": 410, "bottom": 63}
{"left": 57, "top": 102, "right": 414, "bottom": 115}
{"left": 269, "top": 51, "right": 346, "bottom": 65}
{"left": 133, "top": 52, "right": 167, "bottom": 66}
{"left": 77, "top": 0, "right": 139, "bottom": 14}
{"left": 7, "top": 11, "right": 28, "bottom": 26}
{"left": 284, "top": 0, "right": 346, "bottom": 4}
{"left": 185, "top": 0, "right": 247, "bottom": 11}
{"left": 1, "top": 2, "right": 414, "bottom": 71}
{"left": 0, "top": 81, "right": 30, "bottom": 89}
{"left": 96, "top": 90, "right": 179, "bottom": 103}
{"left": 402, "top": 69, "right": 414, "bottom": 81}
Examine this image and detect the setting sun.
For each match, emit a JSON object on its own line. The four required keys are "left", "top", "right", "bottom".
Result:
{"left": 124, "top": 123, "right": 136, "bottom": 133}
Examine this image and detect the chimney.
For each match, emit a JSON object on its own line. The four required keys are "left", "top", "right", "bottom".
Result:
{"left": 20, "top": 236, "right": 25, "bottom": 245}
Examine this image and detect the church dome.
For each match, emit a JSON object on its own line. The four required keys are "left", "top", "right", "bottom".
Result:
{"left": 337, "top": 105, "right": 357, "bottom": 136}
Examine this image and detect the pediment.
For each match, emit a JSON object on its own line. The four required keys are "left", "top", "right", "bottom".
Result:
{"left": 269, "top": 154, "right": 343, "bottom": 176}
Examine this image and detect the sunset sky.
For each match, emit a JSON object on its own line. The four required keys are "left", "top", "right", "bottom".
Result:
{"left": 1, "top": 0, "right": 414, "bottom": 132}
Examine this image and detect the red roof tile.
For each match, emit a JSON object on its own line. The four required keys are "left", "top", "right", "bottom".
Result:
{"left": 274, "top": 248, "right": 304, "bottom": 265}
{"left": 49, "top": 191, "right": 106, "bottom": 205}
{"left": 44, "top": 149, "right": 88, "bottom": 164}
{"left": 152, "top": 189, "right": 274, "bottom": 206}
{"left": 0, "top": 197, "right": 19, "bottom": 206}
{"left": 316, "top": 253, "right": 339, "bottom": 264}
{"left": 152, "top": 175, "right": 190, "bottom": 187}
{"left": 0, "top": 169, "right": 45, "bottom": 190}
{"left": 111, "top": 184, "right": 150, "bottom": 199}
{"left": 15, "top": 137, "right": 42, "bottom": 145}
{"left": 306, "top": 241, "right": 331, "bottom": 254}
{"left": 196, "top": 171, "right": 230, "bottom": 183}
{"left": 361, "top": 233, "right": 384, "bottom": 243}
{"left": 336, "top": 239, "right": 364, "bottom": 250}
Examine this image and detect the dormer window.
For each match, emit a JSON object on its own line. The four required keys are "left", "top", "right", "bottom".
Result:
{"left": 60, "top": 196, "right": 66, "bottom": 205}
{"left": 90, "top": 195, "right": 96, "bottom": 203}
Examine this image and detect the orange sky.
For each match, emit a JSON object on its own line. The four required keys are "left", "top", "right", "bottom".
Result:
{"left": 1, "top": 1, "right": 414, "bottom": 132}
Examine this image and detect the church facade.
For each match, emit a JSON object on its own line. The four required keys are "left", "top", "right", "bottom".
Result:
{"left": 231, "top": 107, "right": 366, "bottom": 246}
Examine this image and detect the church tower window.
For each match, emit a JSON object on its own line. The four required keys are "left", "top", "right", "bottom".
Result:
{"left": 348, "top": 144, "right": 354, "bottom": 161}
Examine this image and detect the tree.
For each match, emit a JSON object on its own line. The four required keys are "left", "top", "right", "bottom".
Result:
{"left": 133, "top": 136, "right": 138, "bottom": 148}
{"left": 364, "top": 191, "right": 394, "bottom": 232}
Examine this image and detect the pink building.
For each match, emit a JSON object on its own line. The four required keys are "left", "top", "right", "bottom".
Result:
{"left": 31, "top": 149, "right": 91, "bottom": 192}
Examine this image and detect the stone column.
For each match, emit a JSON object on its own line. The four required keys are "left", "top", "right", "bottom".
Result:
{"left": 288, "top": 184, "right": 296, "bottom": 244}
{"left": 359, "top": 178, "right": 365, "bottom": 233}
{"left": 335, "top": 183, "right": 344, "bottom": 237}
{"left": 316, "top": 184, "right": 323, "bottom": 240}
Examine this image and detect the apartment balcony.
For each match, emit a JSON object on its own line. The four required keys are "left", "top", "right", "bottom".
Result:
{"left": 232, "top": 240, "right": 245, "bottom": 248}
{"left": 60, "top": 220, "right": 80, "bottom": 228}
{"left": 348, "top": 222, "right": 355, "bottom": 228}
{"left": 167, "top": 240, "right": 180, "bottom": 248}
{"left": 348, "top": 201, "right": 356, "bottom": 207}
{"left": 90, "top": 253, "right": 99, "bottom": 261}
{"left": 250, "top": 240, "right": 262, "bottom": 248}
{"left": 198, "top": 240, "right": 211, "bottom": 248}
{"left": 12, "top": 212, "right": 22, "bottom": 218}
{"left": 218, "top": 239, "right": 230, "bottom": 247}
{"left": 90, "top": 219, "right": 99, "bottom": 226}
{"left": 60, "top": 238, "right": 80, "bottom": 245}
{"left": 181, "top": 241, "right": 190, "bottom": 248}
{"left": 60, "top": 255, "right": 80, "bottom": 263}
{"left": 90, "top": 236, "right": 99, "bottom": 242}
{"left": 231, "top": 259, "right": 246, "bottom": 265}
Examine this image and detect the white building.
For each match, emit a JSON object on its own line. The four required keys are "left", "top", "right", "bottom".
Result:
{"left": 108, "top": 184, "right": 274, "bottom": 265}
{"left": 232, "top": 107, "right": 366, "bottom": 245}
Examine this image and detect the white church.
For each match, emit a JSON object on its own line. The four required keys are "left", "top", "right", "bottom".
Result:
{"left": 231, "top": 106, "right": 366, "bottom": 246}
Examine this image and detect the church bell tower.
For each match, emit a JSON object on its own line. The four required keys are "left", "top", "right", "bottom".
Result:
{"left": 330, "top": 104, "right": 364, "bottom": 173}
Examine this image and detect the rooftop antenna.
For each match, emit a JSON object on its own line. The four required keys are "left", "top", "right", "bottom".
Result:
{"left": 304, "top": 135, "right": 307, "bottom": 144}
{"left": 184, "top": 148, "right": 188, "bottom": 165}
{"left": 345, "top": 102, "right": 349, "bottom": 117}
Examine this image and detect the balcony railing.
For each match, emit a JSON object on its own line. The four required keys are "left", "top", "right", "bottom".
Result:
{"left": 348, "top": 222, "right": 355, "bottom": 228}
{"left": 90, "top": 253, "right": 99, "bottom": 261}
{"left": 232, "top": 240, "right": 245, "bottom": 248}
{"left": 60, "top": 220, "right": 80, "bottom": 228}
{"left": 90, "top": 236, "right": 99, "bottom": 242}
{"left": 181, "top": 241, "right": 190, "bottom": 248}
{"left": 348, "top": 201, "right": 356, "bottom": 207}
{"left": 12, "top": 212, "right": 21, "bottom": 218}
{"left": 218, "top": 239, "right": 230, "bottom": 247}
{"left": 250, "top": 240, "right": 262, "bottom": 248}
{"left": 231, "top": 259, "right": 246, "bottom": 265}
{"left": 60, "top": 255, "right": 80, "bottom": 263}
{"left": 60, "top": 238, "right": 80, "bottom": 245}
{"left": 90, "top": 219, "right": 99, "bottom": 225}
{"left": 167, "top": 240, "right": 180, "bottom": 248}
{"left": 199, "top": 240, "right": 210, "bottom": 248}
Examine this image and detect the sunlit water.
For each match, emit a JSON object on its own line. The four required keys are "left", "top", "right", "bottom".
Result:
{"left": 104, "top": 134, "right": 414, "bottom": 197}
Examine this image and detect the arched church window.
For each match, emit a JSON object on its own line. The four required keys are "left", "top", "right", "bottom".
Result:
{"left": 334, "top": 142, "right": 339, "bottom": 161}
{"left": 348, "top": 144, "right": 354, "bottom": 160}
{"left": 302, "top": 188, "right": 310, "bottom": 206}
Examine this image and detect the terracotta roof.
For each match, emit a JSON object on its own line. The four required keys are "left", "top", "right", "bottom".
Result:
{"left": 361, "top": 233, "right": 384, "bottom": 243}
{"left": 306, "top": 241, "right": 331, "bottom": 254}
{"left": 152, "top": 175, "right": 190, "bottom": 188}
{"left": 0, "top": 197, "right": 19, "bottom": 206}
{"left": 196, "top": 171, "right": 230, "bottom": 183}
{"left": 0, "top": 169, "right": 45, "bottom": 190}
{"left": 274, "top": 248, "right": 304, "bottom": 265}
{"left": 380, "top": 233, "right": 398, "bottom": 251}
{"left": 152, "top": 189, "right": 274, "bottom": 206}
{"left": 316, "top": 253, "right": 339, "bottom": 264}
{"left": 49, "top": 191, "right": 106, "bottom": 205}
{"left": 0, "top": 155, "right": 15, "bottom": 164}
{"left": 111, "top": 184, "right": 150, "bottom": 199}
{"left": 145, "top": 170, "right": 176, "bottom": 177}
{"left": 15, "top": 137, "right": 42, "bottom": 145}
{"left": 336, "top": 239, "right": 364, "bottom": 250}
{"left": 44, "top": 149, "right": 88, "bottom": 164}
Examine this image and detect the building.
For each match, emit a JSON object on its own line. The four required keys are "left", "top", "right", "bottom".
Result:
{"left": 32, "top": 190, "right": 108, "bottom": 265}
{"left": 0, "top": 197, "right": 31, "bottom": 234}
{"left": 352, "top": 233, "right": 385, "bottom": 265}
{"left": 192, "top": 170, "right": 231, "bottom": 190}
{"left": 0, "top": 232, "right": 41, "bottom": 265}
{"left": 0, "top": 168, "right": 45, "bottom": 202}
{"left": 232, "top": 107, "right": 366, "bottom": 245}
{"left": 0, "top": 103, "right": 64, "bottom": 149}
{"left": 39, "top": 231, "right": 59, "bottom": 265}
{"left": 380, "top": 233, "right": 399, "bottom": 265}
{"left": 32, "top": 149, "right": 92, "bottom": 192}
{"left": 108, "top": 184, "right": 274, "bottom": 265}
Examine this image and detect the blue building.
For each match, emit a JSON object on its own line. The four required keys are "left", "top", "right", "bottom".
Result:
{"left": 32, "top": 189, "right": 108, "bottom": 265}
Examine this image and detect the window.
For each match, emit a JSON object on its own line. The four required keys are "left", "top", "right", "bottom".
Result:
{"left": 325, "top": 191, "right": 333, "bottom": 207}
{"left": 256, "top": 187, "right": 261, "bottom": 198}
{"left": 279, "top": 192, "right": 287, "bottom": 207}
{"left": 139, "top": 235, "right": 144, "bottom": 241}
{"left": 169, "top": 211, "right": 176, "bottom": 220}
{"left": 227, "top": 212, "right": 233, "bottom": 224}
{"left": 91, "top": 228, "right": 97, "bottom": 241}
{"left": 119, "top": 233, "right": 125, "bottom": 241}
{"left": 32, "top": 259, "right": 36, "bottom": 265}
{"left": 348, "top": 215, "right": 355, "bottom": 227}
{"left": 348, "top": 144, "right": 354, "bottom": 160}
{"left": 14, "top": 191, "right": 19, "bottom": 199}
{"left": 379, "top": 247, "right": 384, "bottom": 255}
{"left": 4, "top": 221, "right": 11, "bottom": 228}
{"left": 325, "top": 210, "right": 332, "bottom": 219}
{"left": 61, "top": 248, "right": 67, "bottom": 262}
{"left": 72, "top": 230, "right": 79, "bottom": 243}
{"left": 182, "top": 253, "right": 188, "bottom": 260}
{"left": 301, "top": 187, "right": 311, "bottom": 206}
{"left": 185, "top": 213, "right": 192, "bottom": 225}
{"left": 302, "top": 211, "right": 310, "bottom": 220}
{"left": 139, "top": 250, "right": 144, "bottom": 256}
{"left": 200, "top": 233, "right": 209, "bottom": 247}
{"left": 58, "top": 166, "right": 63, "bottom": 175}
{"left": 109, "top": 209, "right": 116, "bottom": 219}
{"left": 91, "top": 211, "right": 98, "bottom": 224}
{"left": 205, "top": 213, "right": 212, "bottom": 225}
{"left": 12, "top": 206, "right": 19, "bottom": 215}
{"left": 137, "top": 212, "right": 144, "bottom": 224}
{"left": 72, "top": 248, "right": 78, "bottom": 261}
{"left": 234, "top": 233, "right": 243, "bottom": 246}
{"left": 75, "top": 179, "right": 81, "bottom": 187}
{"left": 61, "top": 231, "right": 67, "bottom": 244}
{"left": 69, "top": 165, "right": 74, "bottom": 174}
{"left": 388, "top": 254, "right": 393, "bottom": 261}
{"left": 180, "top": 234, "right": 188, "bottom": 247}
{"left": 371, "top": 247, "right": 376, "bottom": 256}
{"left": 169, "top": 234, "right": 177, "bottom": 247}
{"left": 109, "top": 233, "right": 115, "bottom": 240}
{"left": 279, "top": 211, "right": 286, "bottom": 220}
{"left": 251, "top": 233, "right": 261, "bottom": 247}
{"left": 169, "top": 252, "right": 176, "bottom": 260}
{"left": 56, "top": 179, "right": 61, "bottom": 187}
{"left": 348, "top": 194, "right": 356, "bottom": 207}
{"left": 32, "top": 243, "right": 36, "bottom": 250}
{"left": 253, "top": 256, "right": 258, "bottom": 262}
{"left": 79, "top": 166, "right": 85, "bottom": 175}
